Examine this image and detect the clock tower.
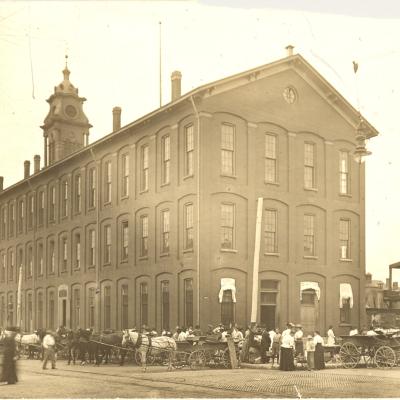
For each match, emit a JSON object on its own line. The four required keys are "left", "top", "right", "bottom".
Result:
{"left": 41, "top": 57, "right": 92, "bottom": 166}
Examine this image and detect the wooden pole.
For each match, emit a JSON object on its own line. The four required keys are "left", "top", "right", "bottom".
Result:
{"left": 250, "top": 198, "right": 263, "bottom": 324}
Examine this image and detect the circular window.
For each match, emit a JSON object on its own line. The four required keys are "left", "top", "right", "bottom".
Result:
{"left": 283, "top": 87, "right": 297, "bottom": 104}
{"left": 65, "top": 105, "right": 77, "bottom": 118}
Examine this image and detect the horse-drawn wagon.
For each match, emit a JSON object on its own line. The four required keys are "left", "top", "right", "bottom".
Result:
{"left": 339, "top": 333, "right": 400, "bottom": 368}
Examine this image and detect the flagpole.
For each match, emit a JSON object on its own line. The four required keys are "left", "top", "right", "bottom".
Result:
{"left": 159, "top": 21, "right": 162, "bottom": 108}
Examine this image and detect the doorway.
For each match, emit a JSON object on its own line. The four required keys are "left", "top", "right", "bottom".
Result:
{"left": 62, "top": 299, "right": 67, "bottom": 327}
{"left": 300, "top": 289, "right": 317, "bottom": 334}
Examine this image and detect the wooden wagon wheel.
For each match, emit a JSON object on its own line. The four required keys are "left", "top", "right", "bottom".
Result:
{"left": 188, "top": 350, "right": 207, "bottom": 370}
{"left": 135, "top": 349, "right": 155, "bottom": 365}
{"left": 220, "top": 348, "right": 231, "bottom": 369}
{"left": 374, "top": 346, "right": 396, "bottom": 369}
{"left": 339, "top": 342, "right": 361, "bottom": 368}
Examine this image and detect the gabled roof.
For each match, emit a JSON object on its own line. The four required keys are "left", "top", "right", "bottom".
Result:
{"left": 0, "top": 52, "right": 378, "bottom": 195}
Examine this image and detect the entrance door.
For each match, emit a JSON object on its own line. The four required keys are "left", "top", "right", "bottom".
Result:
{"left": 300, "top": 289, "right": 317, "bottom": 334}
{"left": 62, "top": 299, "right": 67, "bottom": 327}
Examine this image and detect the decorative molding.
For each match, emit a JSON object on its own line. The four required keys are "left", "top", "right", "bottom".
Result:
{"left": 247, "top": 122, "right": 258, "bottom": 128}
{"left": 325, "top": 140, "right": 333, "bottom": 145}
{"left": 170, "top": 124, "right": 178, "bottom": 130}
{"left": 199, "top": 112, "right": 212, "bottom": 118}
{"left": 288, "top": 132, "right": 297, "bottom": 137}
{"left": 149, "top": 135, "right": 156, "bottom": 141}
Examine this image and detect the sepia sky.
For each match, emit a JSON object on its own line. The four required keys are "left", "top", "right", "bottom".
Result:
{"left": 0, "top": 1, "right": 399, "bottom": 282}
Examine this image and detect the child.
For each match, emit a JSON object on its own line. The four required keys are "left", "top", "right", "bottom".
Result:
{"left": 305, "top": 335, "right": 315, "bottom": 371}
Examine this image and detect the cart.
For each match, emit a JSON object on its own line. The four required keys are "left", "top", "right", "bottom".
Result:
{"left": 339, "top": 334, "right": 400, "bottom": 369}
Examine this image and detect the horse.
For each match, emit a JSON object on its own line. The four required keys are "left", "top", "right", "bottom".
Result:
{"left": 122, "top": 329, "right": 176, "bottom": 372}
{"left": 14, "top": 331, "right": 41, "bottom": 359}
{"left": 96, "top": 331, "right": 127, "bottom": 365}
{"left": 62, "top": 329, "right": 80, "bottom": 365}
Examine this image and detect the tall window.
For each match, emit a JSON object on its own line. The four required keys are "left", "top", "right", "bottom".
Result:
{"left": 9, "top": 203, "right": 15, "bottom": 236}
{"left": 88, "top": 167, "right": 96, "bottom": 208}
{"left": 18, "top": 248, "right": 23, "bottom": 273}
{"left": 0, "top": 296, "right": 4, "bottom": 327}
{"left": 75, "top": 233, "right": 81, "bottom": 269}
{"left": 339, "top": 151, "right": 349, "bottom": 194}
{"left": 17, "top": 200, "right": 24, "bottom": 234}
{"left": 221, "top": 124, "right": 234, "bottom": 176}
{"left": 73, "top": 288, "right": 81, "bottom": 329}
{"left": 28, "top": 195, "right": 34, "bottom": 229}
{"left": 37, "top": 292, "right": 43, "bottom": 329}
{"left": 49, "top": 240, "right": 55, "bottom": 273}
{"left": 121, "top": 284, "right": 128, "bottom": 329}
{"left": 339, "top": 219, "right": 350, "bottom": 259}
{"left": 221, "top": 203, "right": 234, "bottom": 250}
{"left": 104, "top": 161, "right": 112, "bottom": 203}
{"left": 27, "top": 246, "right": 33, "bottom": 278}
{"left": 1, "top": 253, "right": 5, "bottom": 282}
{"left": 140, "top": 215, "right": 148, "bottom": 257}
{"left": 304, "top": 143, "right": 315, "bottom": 189}
{"left": 184, "top": 203, "right": 194, "bottom": 251}
{"left": 38, "top": 191, "right": 44, "bottom": 226}
{"left": 1, "top": 207, "right": 6, "bottom": 239}
{"left": 104, "top": 286, "right": 111, "bottom": 330}
{"left": 121, "top": 221, "right": 129, "bottom": 261}
{"left": 140, "top": 283, "right": 148, "bottom": 327}
{"left": 304, "top": 214, "right": 315, "bottom": 256}
{"left": 161, "top": 281, "right": 170, "bottom": 330}
{"left": 61, "top": 237, "right": 68, "bottom": 272}
{"left": 27, "top": 293, "right": 33, "bottom": 331}
{"left": 75, "top": 175, "right": 82, "bottom": 213}
{"left": 140, "top": 145, "right": 149, "bottom": 192}
{"left": 48, "top": 292, "right": 55, "bottom": 330}
{"left": 89, "top": 229, "right": 95, "bottom": 267}
{"left": 260, "top": 280, "right": 278, "bottom": 327}
{"left": 9, "top": 250, "right": 14, "bottom": 281}
{"left": 88, "top": 287, "right": 95, "bottom": 328}
{"left": 265, "top": 209, "right": 278, "bottom": 253}
{"left": 161, "top": 210, "right": 170, "bottom": 254}
{"left": 265, "top": 134, "right": 277, "bottom": 183}
{"left": 61, "top": 180, "right": 68, "bottom": 217}
{"left": 121, "top": 154, "right": 129, "bottom": 197}
{"left": 185, "top": 125, "right": 194, "bottom": 176}
{"left": 49, "top": 186, "right": 56, "bottom": 222}
{"left": 184, "top": 278, "right": 193, "bottom": 328}
{"left": 38, "top": 243, "right": 43, "bottom": 276}
{"left": 340, "top": 298, "right": 351, "bottom": 324}
{"left": 104, "top": 225, "right": 111, "bottom": 264}
{"left": 221, "top": 290, "right": 234, "bottom": 327}
{"left": 161, "top": 135, "right": 170, "bottom": 185}
{"left": 18, "top": 199, "right": 24, "bottom": 233}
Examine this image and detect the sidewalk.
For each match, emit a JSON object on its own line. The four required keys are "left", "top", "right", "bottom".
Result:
{"left": 240, "top": 360, "right": 341, "bottom": 370}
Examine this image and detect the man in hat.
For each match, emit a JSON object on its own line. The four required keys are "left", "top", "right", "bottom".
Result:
{"left": 1, "top": 327, "right": 18, "bottom": 384}
{"left": 294, "top": 324, "right": 304, "bottom": 357}
{"left": 42, "top": 331, "right": 57, "bottom": 370}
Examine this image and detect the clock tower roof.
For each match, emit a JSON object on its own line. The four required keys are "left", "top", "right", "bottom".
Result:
{"left": 54, "top": 56, "right": 78, "bottom": 96}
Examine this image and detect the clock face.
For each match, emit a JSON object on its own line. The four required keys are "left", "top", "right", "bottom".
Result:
{"left": 283, "top": 87, "right": 297, "bottom": 104}
{"left": 65, "top": 105, "right": 78, "bottom": 118}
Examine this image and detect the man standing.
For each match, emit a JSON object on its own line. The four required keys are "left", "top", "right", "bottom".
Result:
{"left": 260, "top": 327, "right": 272, "bottom": 363}
{"left": 42, "top": 331, "right": 56, "bottom": 370}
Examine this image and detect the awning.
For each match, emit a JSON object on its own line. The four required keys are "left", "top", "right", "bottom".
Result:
{"left": 339, "top": 283, "right": 354, "bottom": 308}
{"left": 218, "top": 278, "right": 237, "bottom": 303}
{"left": 300, "top": 281, "right": 320, "bottom": 301}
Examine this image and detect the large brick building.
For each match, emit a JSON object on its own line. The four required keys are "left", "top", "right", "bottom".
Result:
{"left": 0, "top": 48, "right": 377, "bottom": 335}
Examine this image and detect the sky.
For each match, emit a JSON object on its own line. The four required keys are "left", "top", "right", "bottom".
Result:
{"left": 0, "top": 1, "right": 399, "bottom": 282}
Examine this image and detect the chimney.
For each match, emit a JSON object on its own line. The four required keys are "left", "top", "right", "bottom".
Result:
{"left": 365, "top": 273, "right": 372, "bottom": 283}
{"left": 394, "top": 282, "right": 399, "bottom": 290}
{"left": 34, "top": 155, "right": 40, "bottom": 174}
{"left": 24, "top": 160, "right": 30, "bottom": 179}
{"left": 386, "top": 278, "right": 391, "bottom": 289}
{"left": 0, "top": 176, "right": 3, "bottom": 192}
{"left": 171, "top": 71, "right": 182, "bottom": 101}
{"left": 112, "top": 107, "right": 121, "bottom": 132}
{"left": 286, "top": 45, "right": 294, "bottom": 57}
